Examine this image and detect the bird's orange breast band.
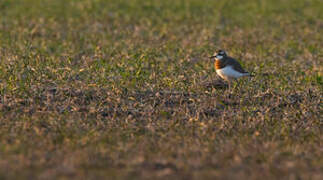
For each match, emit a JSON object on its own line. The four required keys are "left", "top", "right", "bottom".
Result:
{"left": 214, "top": 60, "right": 225, "bottom": 70}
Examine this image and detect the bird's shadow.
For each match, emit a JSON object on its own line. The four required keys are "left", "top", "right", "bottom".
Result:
{"left": 202, "top": 79, "right": 229, "bottom": 90}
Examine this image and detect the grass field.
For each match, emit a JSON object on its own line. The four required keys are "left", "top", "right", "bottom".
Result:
{"left": 0, "top": 0, "right": 322, "bottom": 179}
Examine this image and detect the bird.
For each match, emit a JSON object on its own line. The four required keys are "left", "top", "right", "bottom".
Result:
{"left": 209, "top": 50, "right": 251, "bottom": 81}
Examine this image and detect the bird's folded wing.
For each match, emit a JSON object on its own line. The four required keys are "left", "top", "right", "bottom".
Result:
{"left": 226, "top": 57, "right": 249, "bottom": 73}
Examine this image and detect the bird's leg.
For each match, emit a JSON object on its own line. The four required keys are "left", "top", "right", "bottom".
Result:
{"left": 227, "top": 80, "right": 235, "bottom": 98}
{"left": 233, "top": 80, "right": 239, "bottom": 92}
{"left": 228, "top": 80, "right": 232, "bottom": 92}
{"left": 238, "top": 79, "right": 242, "bottom": 90}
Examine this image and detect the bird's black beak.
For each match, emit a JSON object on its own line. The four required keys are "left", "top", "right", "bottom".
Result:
{"left": 209, "top": 55, "right": 216, "bottom": 59}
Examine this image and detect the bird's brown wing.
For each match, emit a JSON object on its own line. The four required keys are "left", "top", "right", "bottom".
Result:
{"left": 225, "top": 57, "right": 248, "bottom": 73}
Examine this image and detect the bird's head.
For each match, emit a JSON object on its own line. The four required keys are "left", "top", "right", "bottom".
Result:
{"left": 209, "top": 50, "right": 227, "bottom": 60}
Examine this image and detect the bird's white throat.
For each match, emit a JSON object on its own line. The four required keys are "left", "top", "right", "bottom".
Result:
{"left": 216, "top": 55, "right": 223, "bottom": 59}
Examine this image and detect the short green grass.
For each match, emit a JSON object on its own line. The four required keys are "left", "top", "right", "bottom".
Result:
{"left": 0, "top": 0, "right": 322, "bottom": 179}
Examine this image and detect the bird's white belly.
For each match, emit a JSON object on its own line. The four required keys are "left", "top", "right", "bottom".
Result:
{"left": 216, "top": 66, "right": 246, "bottom": 80}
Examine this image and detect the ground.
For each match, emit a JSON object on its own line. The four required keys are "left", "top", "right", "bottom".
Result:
{"left": 0, "top": 0, "right": 322, "bottom": 179}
